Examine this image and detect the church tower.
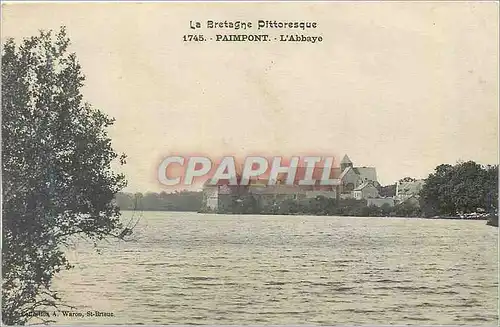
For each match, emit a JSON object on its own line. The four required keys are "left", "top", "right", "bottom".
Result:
{"left": 340, "top": 154, "right": 353, "bottom": 172}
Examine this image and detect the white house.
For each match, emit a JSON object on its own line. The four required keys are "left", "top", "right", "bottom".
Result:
{"left": 353, "top": 181, "right": 380, "bottom": 200}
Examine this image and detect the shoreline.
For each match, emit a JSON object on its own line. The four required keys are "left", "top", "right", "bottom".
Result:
{"left": 196, "top": 210, "right": 494, "bottom": 221}
{"left": 120, "top": 209, "right": 497, "bottom": 223}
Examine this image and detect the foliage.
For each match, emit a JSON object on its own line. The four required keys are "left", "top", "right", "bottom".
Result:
{"left": 378, "top": 184, "right": 396, "bottom": 197}
{"left": 217, "top": 192, "right": 426, "bottom": 218}
{"left": 399, "top": 177, "right": 417, "bottom": 183}
{"left": 115, "top": 191, "right": 203, "bottom": 212}
{"left": 392, "top": 200, "right": 422, "bottom": 217}
{"left": 420, "top": 161, "right": 498, "bottom": 217}
{"left": 2, "top": 28, "right": 126, "bottom": 325}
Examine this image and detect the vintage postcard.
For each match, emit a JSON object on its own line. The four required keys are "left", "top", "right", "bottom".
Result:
{"left": 1, "top": 1, "right": 498, "bottom": 325}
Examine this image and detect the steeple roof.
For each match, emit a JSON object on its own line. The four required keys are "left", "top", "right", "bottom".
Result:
{"left": 341, "top": 154, "right": 352, "bottom": 164}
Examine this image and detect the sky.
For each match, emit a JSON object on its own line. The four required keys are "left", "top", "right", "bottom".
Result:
{"left": 1, "top": 2, "right": 498, "bottom": 192}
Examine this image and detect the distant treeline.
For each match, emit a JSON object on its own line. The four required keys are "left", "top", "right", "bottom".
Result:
{"left": 115, "top": 191, "right": 203, "bottom": 211}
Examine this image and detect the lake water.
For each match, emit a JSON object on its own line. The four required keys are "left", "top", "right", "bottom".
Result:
{"left": 52, "top": 211, "right": 498, "bottom": 325}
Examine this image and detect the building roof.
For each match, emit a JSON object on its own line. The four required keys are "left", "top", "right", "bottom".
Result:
{"left": 354, "top": 180, "right": 377, "bottom": 191}
{"left": 339, "top": 166, "right": 353, "bottom": 179}
{"left": 353, "top": 167, "right": 377, "bottom": 182}
{"left": 341, "top": 154, "right": 352, "bottom": 165}
{"left": 275, "top": 167, "right": 341, "bottom": 186}
{"left": 249, "top": 185, "right": 307, "bottom": 195}
{"left": 202, "top": 166, "right": 344, "bottom": 188}
{"left": 202, "top": 175, "right": 243, "bottom": 187}
{"left": 337, "top": 155, "right": 378, "bottom": 182}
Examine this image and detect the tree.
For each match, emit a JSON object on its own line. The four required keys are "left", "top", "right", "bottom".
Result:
{"left": 378, "top": 184, "right": 396, "bottom": 197}
{"left": 419, "top": 164, "right": 453, "bottom": 216}
{"left": 420, "top": 161, "right": 498, "bottom": 217}
{"left": 393, "top": 200, "right": 421, "bottom": 217}
{"left": 399, "top": 177, "right": 417, "bottom": 183}
{"left": 483, "top": 165, "right": 498, "bottom": 213}
{"left": 115, "top": 192, "right": 135, "bottom": 210}
{"left": 380, "top": 203, "right": 393, "bottom": 216}
{"left": 2, "top": 27, "right": 127, "bottom": 325}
